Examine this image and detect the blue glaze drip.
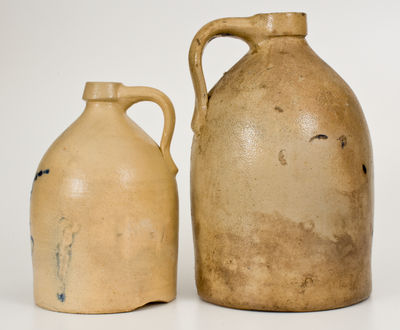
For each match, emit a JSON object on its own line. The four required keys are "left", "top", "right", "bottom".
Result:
{"left": 33, "top": 168, "right": 50, "bottom": 181}
{"left": 57, "top": 293, "right": 65, "bottom": 302}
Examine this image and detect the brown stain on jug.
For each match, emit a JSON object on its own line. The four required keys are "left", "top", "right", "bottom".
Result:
{"left": 196, "top": 211, "right": 370, "bottom": 311}
{"left": 278, "top": 149, "right": 287, "bottom": 165}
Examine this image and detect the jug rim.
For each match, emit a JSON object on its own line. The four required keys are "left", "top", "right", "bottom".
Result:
{"left": 253, "top": 12, "right": 307, "bottom": 37}
{"left": 83, "top": 82, "right": 122, "bottom": 101}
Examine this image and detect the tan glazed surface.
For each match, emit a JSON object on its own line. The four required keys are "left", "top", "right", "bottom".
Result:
{"left": 30, "top": 83, "right": 178, "bottom": 313}
{"left": 189, "top": 13, "right": 373, "bottom": 311}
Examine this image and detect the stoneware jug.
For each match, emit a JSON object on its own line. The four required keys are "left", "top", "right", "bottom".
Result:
{"left": 189, "top": 12, "right": 373, "bottom": 311}
{"left": 30, "top": 82, "right": 178, "bottom": 313}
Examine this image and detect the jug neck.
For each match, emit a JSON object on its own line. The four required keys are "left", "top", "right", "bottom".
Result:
{"left": 257, "top": 34, "right": 309, "bottom": 50}
{"left": 84, "top": 101, "right": 124, "bottom": 112}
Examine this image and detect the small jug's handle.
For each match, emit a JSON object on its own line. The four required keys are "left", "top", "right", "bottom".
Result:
{"left": 189, "top": 16, "right": 260, "bottom": 135}
{"left": 118, "top": 85, "right": 178, "bottom": 176}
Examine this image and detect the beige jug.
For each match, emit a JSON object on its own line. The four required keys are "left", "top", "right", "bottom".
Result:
{"left": 189, "top": 13, "right": 373, "bottom": 311}
{"left": 30, "top": 82, "right": 178, "bottom": 313}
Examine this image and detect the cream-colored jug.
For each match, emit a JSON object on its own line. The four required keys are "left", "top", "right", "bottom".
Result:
{"left": 30, "top": 82, "right": 178, "bottom": 313}
{"left": 189, "top": 13, "right": 373, "bottom": 311}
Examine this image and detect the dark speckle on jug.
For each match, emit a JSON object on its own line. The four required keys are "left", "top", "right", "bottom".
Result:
{"left": 30, "top": 235, "right": 34, "bottom": 255}
{"left": 57, "top": 292, "right": 65, "bottom": 302}
{"left": 362, "top": 164, "right": 367, "bottom": 174}
{"left": 299, "top": 276, "right": 314, "bottom": 293}
{"left": 309, "top": 134, "right": 328, "bottom": 142}
{"left": 34, "top": 168, "right": 50, "bottom": 181}
{"left": 338, "top": 135, "right": 347, "bottom": 148}
{"left": 278, "top": 149, "right": 287, "bottom": 165}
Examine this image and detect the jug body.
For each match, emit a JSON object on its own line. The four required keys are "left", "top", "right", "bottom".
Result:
{"left": 30, "top": 82, "right": 178, "bottom": 313}
{"left": 190, "top": 13, "right": 373, "bottom": 311}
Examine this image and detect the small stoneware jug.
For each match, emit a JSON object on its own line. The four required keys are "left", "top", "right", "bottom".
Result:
{"left": 30, "top": 82, "right": 178, "bottom": 313}
{"left": 189, "top": 12, "right": 373, "bottom": 311}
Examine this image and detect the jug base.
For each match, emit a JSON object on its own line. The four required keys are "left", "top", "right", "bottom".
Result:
{"left": 34, "top": 294, "right": 176, "bottom": 314}
{"left": 197, "top": 291, "right": 370, "bottom": 312}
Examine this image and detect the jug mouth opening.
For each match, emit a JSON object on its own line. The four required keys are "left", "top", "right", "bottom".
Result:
{"left": 83, "top": 82, "right": 122, "bottom": 101}
{"left": 255, "top": 12, "right": 307, "bottom": 37}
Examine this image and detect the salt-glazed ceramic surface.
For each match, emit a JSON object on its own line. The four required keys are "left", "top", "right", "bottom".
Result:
{"left": 30, "top": 82, "right": 178, "bottom": 313}
{"left": 189, "top": 13, "right": 373, "bottom": 311}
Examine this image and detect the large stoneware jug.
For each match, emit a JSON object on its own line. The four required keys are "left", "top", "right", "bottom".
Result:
{"left": 189, "top": 13, "right": 373, "bottom": 311}
{"left": 30, "top": 82, "right": 178, "bottom": 313}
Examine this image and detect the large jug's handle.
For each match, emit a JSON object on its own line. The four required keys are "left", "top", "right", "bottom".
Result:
{"left": 188, "top": 13, "right": 307, "bottom": 134}
{"left": 189, "top": 16, "right": 261, "bottom": 135}
{"left": 118, "top": 85, "right": 178, "bottom": 176}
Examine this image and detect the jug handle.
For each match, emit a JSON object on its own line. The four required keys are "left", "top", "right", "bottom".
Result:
{"left": 188, "top": 16, "right": 259, "bottom": 135}
{"left": 118, "top": 85, "right": 178, "bottom": 176}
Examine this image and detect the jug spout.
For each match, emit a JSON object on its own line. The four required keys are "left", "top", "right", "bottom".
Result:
{"left": 83, "top": 82, "right": 122, "bottom": 102}
{"left": 253, "top": 12, "right": 307, "bottom": 39}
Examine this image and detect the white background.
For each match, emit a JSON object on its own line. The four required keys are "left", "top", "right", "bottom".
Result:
{"left": 1, "top": 0, "right": 399, "bottom": 329}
